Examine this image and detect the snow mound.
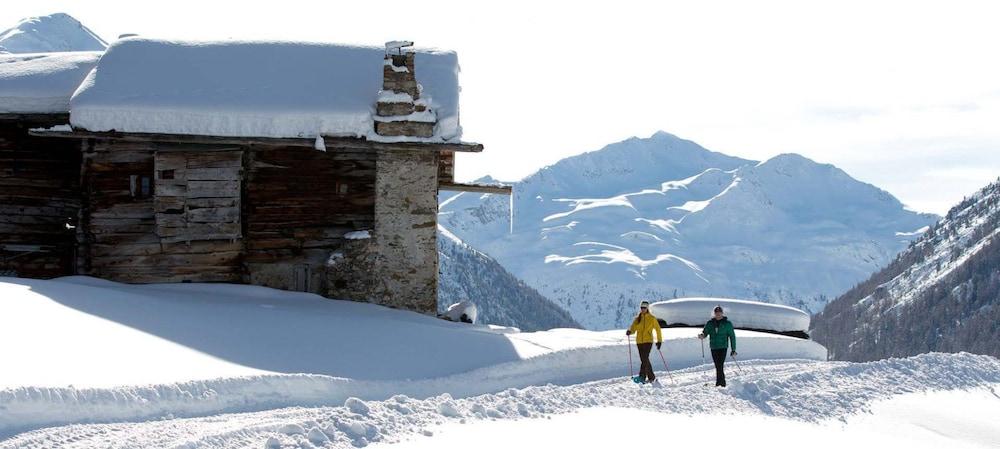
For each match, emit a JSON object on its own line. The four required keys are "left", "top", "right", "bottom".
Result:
{"left": 0, "top": 13, "right": 107, "bottom": 53}
{"left": 0, "top": 51, "right": 101, "bottom": 113}
{"left": 69, "top": 38, "right": 462, "bottom": 142}
{"left": 651, "top": 297, "right": 811, "bottom": 333}
{"left": 442, "top": 300, "right": 478, "bottom": 323}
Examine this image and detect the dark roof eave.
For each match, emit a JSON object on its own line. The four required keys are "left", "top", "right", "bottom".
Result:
{"left": 26, "top": 128, "right": 484, "bottom": 153}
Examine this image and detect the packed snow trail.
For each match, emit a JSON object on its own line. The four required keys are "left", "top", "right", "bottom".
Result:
{"left": 4, "top": 353, "right": 998, "bottom": 449}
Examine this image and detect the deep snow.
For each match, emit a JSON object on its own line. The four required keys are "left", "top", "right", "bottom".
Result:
{"left": 69, "top": 38, "right": 462, "bottom": 142}
{"left": 4, "top": 354, "right": 998, "bottom": 449}
{"left": 651, "top": 297, "right": 811, "bottom": 332}
{"left": 0, "top": 276, "right": 823, "bottom": 436}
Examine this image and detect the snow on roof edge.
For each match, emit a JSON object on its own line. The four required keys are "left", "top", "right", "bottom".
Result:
{"left": 68, "top": 38, "right": 463, "bottom": 143}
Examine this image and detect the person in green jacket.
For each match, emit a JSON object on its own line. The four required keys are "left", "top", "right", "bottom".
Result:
{"left": 698, "top": 305, "right": 736, "bottom": 387}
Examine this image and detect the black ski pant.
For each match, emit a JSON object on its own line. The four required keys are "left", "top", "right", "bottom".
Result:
{"left": 637, "top": 343, "right": 655, "bottom": 382}
{"left": 711, "top": 348, "right": 727, "bottom": 386}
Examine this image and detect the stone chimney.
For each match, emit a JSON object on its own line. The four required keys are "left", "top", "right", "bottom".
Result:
{"left": 375, "top": 41, "right": 436, "bottom": 138}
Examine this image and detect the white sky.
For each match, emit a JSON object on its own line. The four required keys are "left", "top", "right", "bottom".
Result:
{"left": 5, "top": 0, "right": 999, "bottom": 214}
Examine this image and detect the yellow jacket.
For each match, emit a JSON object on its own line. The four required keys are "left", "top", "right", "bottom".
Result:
{"left": 628, "top": 312, "right": 663, "bottom": 344}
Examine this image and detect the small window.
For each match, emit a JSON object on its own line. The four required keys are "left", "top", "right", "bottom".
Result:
{"left": 334, "top": 181, "right": 349, "bottom": 196}
{"left": 159, "top": 169, "right": 175, "bottom": 180}
{"left": 130, "top": 174, "right": 153, "bottom": 199}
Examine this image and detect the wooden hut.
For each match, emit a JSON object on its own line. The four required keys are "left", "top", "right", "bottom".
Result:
{"left": 23, "top": 39, "right": 507, "bottom": 314}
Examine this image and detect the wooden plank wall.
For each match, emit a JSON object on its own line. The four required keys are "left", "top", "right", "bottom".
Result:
{"left": 244, "top": 145, "right": 376, "bottom": 293}
{"left": 0, "top": 118, "right": 81, "bottom": 278}
{"left": 438, "top": 150, "right": 454, "bottom": 184}
{"left": 81, "top": 141, "right": 242, "bottom": 283}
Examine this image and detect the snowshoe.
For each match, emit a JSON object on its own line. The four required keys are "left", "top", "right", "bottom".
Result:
{"left": 632, "top": 376, "right": 644, "bottom": 384}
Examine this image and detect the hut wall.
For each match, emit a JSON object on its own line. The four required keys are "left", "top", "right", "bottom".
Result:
{"left": 80, "top": 141, "right": 242, "bottom": 282}
{"left": 0, "top": 117, "right": 81, "bottom": 278}
{"left": 371, "top": 149, "right": 439, "bottom": 313}
{"left": 244, "top": 145, "right": 377, "bottom": 297}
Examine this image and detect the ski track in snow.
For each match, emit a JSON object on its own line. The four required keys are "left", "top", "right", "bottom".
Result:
{"left": 4, "top": 353, "right": 999, "bottom": 449}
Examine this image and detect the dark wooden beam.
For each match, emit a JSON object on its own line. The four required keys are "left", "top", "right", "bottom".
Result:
{"left": 0, "top": 113, "right": 69, "bottom": 122}
{"left": 28, "top": 129, "right": 484, "bottom": 153}
{"left": 438, "top": 182, "right": 512, "bottom": 195}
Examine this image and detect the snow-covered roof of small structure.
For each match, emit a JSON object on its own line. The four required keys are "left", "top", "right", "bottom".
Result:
{"left": 69, "top": 38, "right": 462, "bottom": 143}
{"left": 649, "top": 298, "right": 810, "bottom": 333}
{"left": 0, "top": 51, "right": 101, "bottom": 114}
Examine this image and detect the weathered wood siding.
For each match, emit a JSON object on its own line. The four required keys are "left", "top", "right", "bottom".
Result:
{"left": 80, "top": 141, "right": 243, "bottom": 283}
{"left": 0, "top": 117, "right": 81, "bottom": 278}
{"left": 244, "top": 145, "right": 376, "bottom": 295}
{"left": 438, "top": 150, "right": 454, "bottom": 184}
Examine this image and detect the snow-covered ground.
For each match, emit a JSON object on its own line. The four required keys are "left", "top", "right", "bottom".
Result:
{"left": 4, "top": 354, "right": 997, "bottom": 449}
{"left": 0, "top": 276, "right": 823, "bottom": 437}
{"left": 2, "top": 276, "right": 997, "bottom": 449}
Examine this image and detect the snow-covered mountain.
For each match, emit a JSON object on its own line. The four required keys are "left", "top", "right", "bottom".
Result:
{"left": 812, "top": 178, "right": 1000, "bottom": 361}
{"left": 438, "top": 227, "right": 581, "bottom": 331}
{"left": 440, "top": 131, "right": 938, "bottom": 330}
{"left": 0, "top": 13, "right": 107, "bottom": 54}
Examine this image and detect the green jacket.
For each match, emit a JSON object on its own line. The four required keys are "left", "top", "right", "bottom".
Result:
{"left": 702, "top": 317, "right": 736, "bottom": 351}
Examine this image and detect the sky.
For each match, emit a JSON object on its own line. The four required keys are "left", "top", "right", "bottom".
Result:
{"left": 4, "top": 0, "right": 999, "bottom": 215}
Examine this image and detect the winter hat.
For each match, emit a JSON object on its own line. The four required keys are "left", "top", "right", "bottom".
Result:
{"left": 713, "top": 305, "right": 724, "bottom": 313}
{"left": 640, "top": 301, "right": 650, "bottom": 308}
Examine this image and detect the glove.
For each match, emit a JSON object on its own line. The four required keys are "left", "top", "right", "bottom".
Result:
{"left": 656, "top": 342, "right": 662, "bottom": 350}
{"left": 731, "top": 350, "right": 738, "bottom": 357}
{"left": 625, "top": 330, "right": 632, "bottom": 336}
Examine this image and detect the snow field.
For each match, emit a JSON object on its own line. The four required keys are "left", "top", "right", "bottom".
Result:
{"left": 0, "top": 276, "right": 823, "bottom": 436}
{"left": 4, "top": 353, "right": 998, "bottom": 449}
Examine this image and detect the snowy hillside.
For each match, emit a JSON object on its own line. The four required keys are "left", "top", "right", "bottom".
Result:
{"left": 440, "top": 131, "right": 938, "bottom": 329}
{"left": 438, "top": 226, "right": 581, "bottom": 331}
{"left": 0, "top": 13, "right": 107, "bottom": 53}
{"left": 812, "top": 178, "right": 1000, "bottom": 361}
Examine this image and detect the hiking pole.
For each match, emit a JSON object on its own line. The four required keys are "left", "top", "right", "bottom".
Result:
{"left": 656, "top": 348, "right": 676, "bottom": 385}
{"left": 731, "top": 353, "right": 746, "bottom": 377}
{"left": 627, "top": 334, "right": 634, "bottom": 379}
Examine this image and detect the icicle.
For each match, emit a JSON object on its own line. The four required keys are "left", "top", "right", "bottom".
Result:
{"left": 509, "top": 183, "right": 514, "bottom": 235}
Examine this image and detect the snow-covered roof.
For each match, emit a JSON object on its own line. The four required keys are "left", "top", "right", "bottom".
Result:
{"left": 650, "top": 297, "right": 811, "bottom": 333}
{"left": 69, "top": 38, "right": 462, "bottom": 143}
{"left": 0, "top": 51, "right": 101, "bottom": 114}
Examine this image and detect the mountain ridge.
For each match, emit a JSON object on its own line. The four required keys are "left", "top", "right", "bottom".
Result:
{"left": 441, "top": 131, "right": 938, "bottom": 329}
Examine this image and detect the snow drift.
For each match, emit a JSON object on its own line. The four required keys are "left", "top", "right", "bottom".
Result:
{"left": 651, "top": 297, "right": 811, "bottom": 333}
{"left": 69, "top": 38, "right": 462, "bottom": 142}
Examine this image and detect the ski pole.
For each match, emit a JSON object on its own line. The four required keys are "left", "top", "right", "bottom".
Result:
{"left": 700, "top": 337, "right": 705, "bottom": 363}
{"left": 656, "top": 348, "right": 676, "bottom": 384}
{"left": 731, "top": 353, "right": 746, "bottom": 377}
{"left": 627, "top": 334, "right": 634, "bottom": 378}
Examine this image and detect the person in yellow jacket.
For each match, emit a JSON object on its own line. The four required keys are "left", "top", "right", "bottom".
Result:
{"left": 625, "top": 300, "right": 663, "bottom": 384}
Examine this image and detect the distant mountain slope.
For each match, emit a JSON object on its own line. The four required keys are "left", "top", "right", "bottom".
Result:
{"left": 812, "top": 179, "right": 1000, "bottom": 361}
{"left": 438, "top": 226, "right": 581, "bottom": 331}
{"left": 0, "top": 13, "right": 107, "bottom": 53}
{"left": 440, "top": 131, "right": 938, "bottom": 329}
